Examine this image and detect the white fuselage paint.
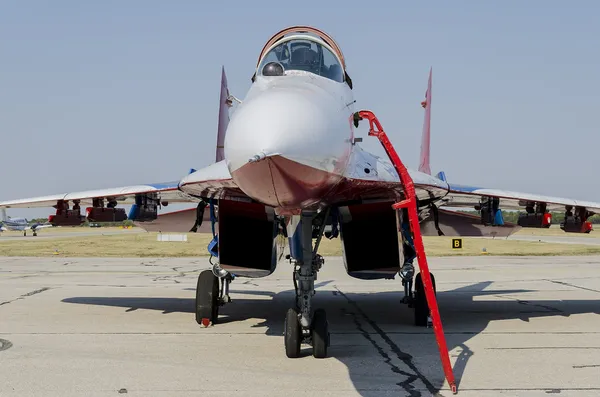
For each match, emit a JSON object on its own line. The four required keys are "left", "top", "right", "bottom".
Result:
{"left": 224, "top": 72, "right": 355, "bottom": 176}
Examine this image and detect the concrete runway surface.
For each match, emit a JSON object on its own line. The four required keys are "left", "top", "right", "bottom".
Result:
{"left": 2, "top": 255, "right": 600, "bottom": 396}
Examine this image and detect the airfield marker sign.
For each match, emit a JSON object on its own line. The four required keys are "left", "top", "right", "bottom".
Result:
{"left": 452, "top": 238, "right": 462, "bottom": 250}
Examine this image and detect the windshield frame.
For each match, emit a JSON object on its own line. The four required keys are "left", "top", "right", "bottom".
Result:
{"left": 256, "top": 35, "right": 345, "bottom": 83}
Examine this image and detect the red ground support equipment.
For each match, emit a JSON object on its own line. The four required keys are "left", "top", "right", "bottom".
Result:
{"left": 357, "top": 110, "right": 458, "bottom": 394}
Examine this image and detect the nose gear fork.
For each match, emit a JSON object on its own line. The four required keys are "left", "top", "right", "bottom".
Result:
{"left": 355, "top": 110, "right": 457, "bottom": 394}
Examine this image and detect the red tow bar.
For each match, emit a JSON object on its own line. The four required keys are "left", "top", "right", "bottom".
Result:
{"left": 357, "top": 110, "right": 457, "bottom": 394}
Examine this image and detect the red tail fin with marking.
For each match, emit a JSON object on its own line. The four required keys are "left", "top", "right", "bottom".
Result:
{"left": 418, "top": 68, "right": 432, "bottom": 175}
{"left": 215, "top": 66, "right": 231, "bottom": 162}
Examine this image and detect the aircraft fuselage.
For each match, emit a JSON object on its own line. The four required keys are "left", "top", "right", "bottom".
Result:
{"left": 2, "top": 218, "right": 28, "bottom": 231}
{"left": 225, "top": 72, "right": 355, "bottom": 210}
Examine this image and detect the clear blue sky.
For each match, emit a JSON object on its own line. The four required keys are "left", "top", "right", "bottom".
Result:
{"left": 1, "top": 1, "right": 599, "bottom": 219}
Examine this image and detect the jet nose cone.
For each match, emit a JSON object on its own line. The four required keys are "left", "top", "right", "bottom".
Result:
{"left": 225, "top": 89, "right": 332, "bottom": 169}
{"left": 224, "top": 87, "right": 350, "bottom": 208}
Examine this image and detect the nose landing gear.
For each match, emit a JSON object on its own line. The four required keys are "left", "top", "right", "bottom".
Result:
{"left": 283, "top": 210, "right": 330, "bottom": 359}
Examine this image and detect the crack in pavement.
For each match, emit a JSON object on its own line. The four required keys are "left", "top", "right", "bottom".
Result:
{"left": 0, "top": 287, "right": 51, "bottom": 306}
{"left": 334, "top": 286, "right": 441, "bottom": 397}
{"left": 496, "top": 294, "right": 562, "bottom": 313}
{"left": 151, "top": 267, "right": 201, "bottom": 284}
{"left": 547, "top": 279, "right": 600, "bottom": 294}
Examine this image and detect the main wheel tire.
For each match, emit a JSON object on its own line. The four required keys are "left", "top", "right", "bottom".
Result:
{"left": 312, "top": 309, "right": 329, "bottom": 358}
{"left": 284, "top": 308, "right": 302, "bottom": 358}
{"left": 414, "top": 272, "right": 436, "bottom": 327}
{"left": 195, "top": 270, "right": 219, "bottom": 326}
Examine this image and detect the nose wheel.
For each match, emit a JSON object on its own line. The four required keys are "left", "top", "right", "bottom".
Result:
{"left": 311, "top": 308, "right": 329, "bottom": 358}
{"left": 284, "top": 308, "right": 301, "bottom": 358}
{"left": 283, "top": 307, "right": 329, "bottom": 358}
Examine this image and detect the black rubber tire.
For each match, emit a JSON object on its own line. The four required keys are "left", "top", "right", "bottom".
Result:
{"left": 284, "top": 308, "right": 301, "bottom": 358}
{"left": 312, "top": 309, "right": 329, "bottom": 358}
{"left": 195, "top": 270, "right": 219, "bottom": 325}
{"left": 414, "top": 272, "right": 436, "bottom": 327}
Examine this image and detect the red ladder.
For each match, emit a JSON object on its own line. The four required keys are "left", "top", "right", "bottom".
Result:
{"left": 356, "top": 110, "right": 457, "bottom": 394}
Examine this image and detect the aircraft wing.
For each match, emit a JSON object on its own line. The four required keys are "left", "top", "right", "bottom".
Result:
{"left": 440, "top": 182, "right": 600, "bottom": 213}
{"left": 0, "top": 160, "right": 246, "bottom": 210}
{"left": 178, "top": 160, "right": 245, "bottom": 200}
{"left": 0, "top": 180, "right": 194, "bottom": 209}
{"left": 337, "top": 150, "right": 600, "bottom": 214}
{"left": 30, "top": 224, "right": 54, "bottom": 230}
{"left": 341, "top": 145, "right": 599, "bottom": 237}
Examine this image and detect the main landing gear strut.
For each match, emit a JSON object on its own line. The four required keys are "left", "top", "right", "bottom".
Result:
{"left": 194, "top": 262, "right": 233, "bottom": 328}
{"left": 194, "top": 199, "right": 234, "bottom": 328}
{"left": 285, "top": 210, "right": 330, "bottom": 358}
{"left": 398, "top": 214, "right": 438, "bottom": 327}
{"left": 355, "top": 110, "right": 457, "bottom": 394}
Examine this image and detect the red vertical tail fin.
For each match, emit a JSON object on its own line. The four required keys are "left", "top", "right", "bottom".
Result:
{"left": 215, "top": 66, "right": 231, "bottom": 162}
{"left": 418, "top": 68, "right": 432, "bottom": 175}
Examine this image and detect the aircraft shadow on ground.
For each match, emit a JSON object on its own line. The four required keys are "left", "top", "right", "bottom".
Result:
{"left": 62, "top": 281, "right": 600, "bottom": 396}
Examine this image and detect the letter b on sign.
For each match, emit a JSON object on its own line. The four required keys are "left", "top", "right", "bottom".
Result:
{"left": 452, "top": 238, "right": 462, "bottom": 249}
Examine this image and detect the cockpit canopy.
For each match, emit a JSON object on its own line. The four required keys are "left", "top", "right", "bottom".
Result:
{"left": 258, "top": 38, "right": 344, "bottom": 83}
{"left": 253, "top": 26, "right": 352, "bottom": 88}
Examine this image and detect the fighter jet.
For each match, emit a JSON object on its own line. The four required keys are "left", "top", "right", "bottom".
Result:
{"left": 1, "top": 26, "right": 599, "bottom": 361}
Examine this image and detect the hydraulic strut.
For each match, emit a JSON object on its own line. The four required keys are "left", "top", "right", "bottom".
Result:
{"left": 356, "top": 110, "right": 457, "bottom": 394}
